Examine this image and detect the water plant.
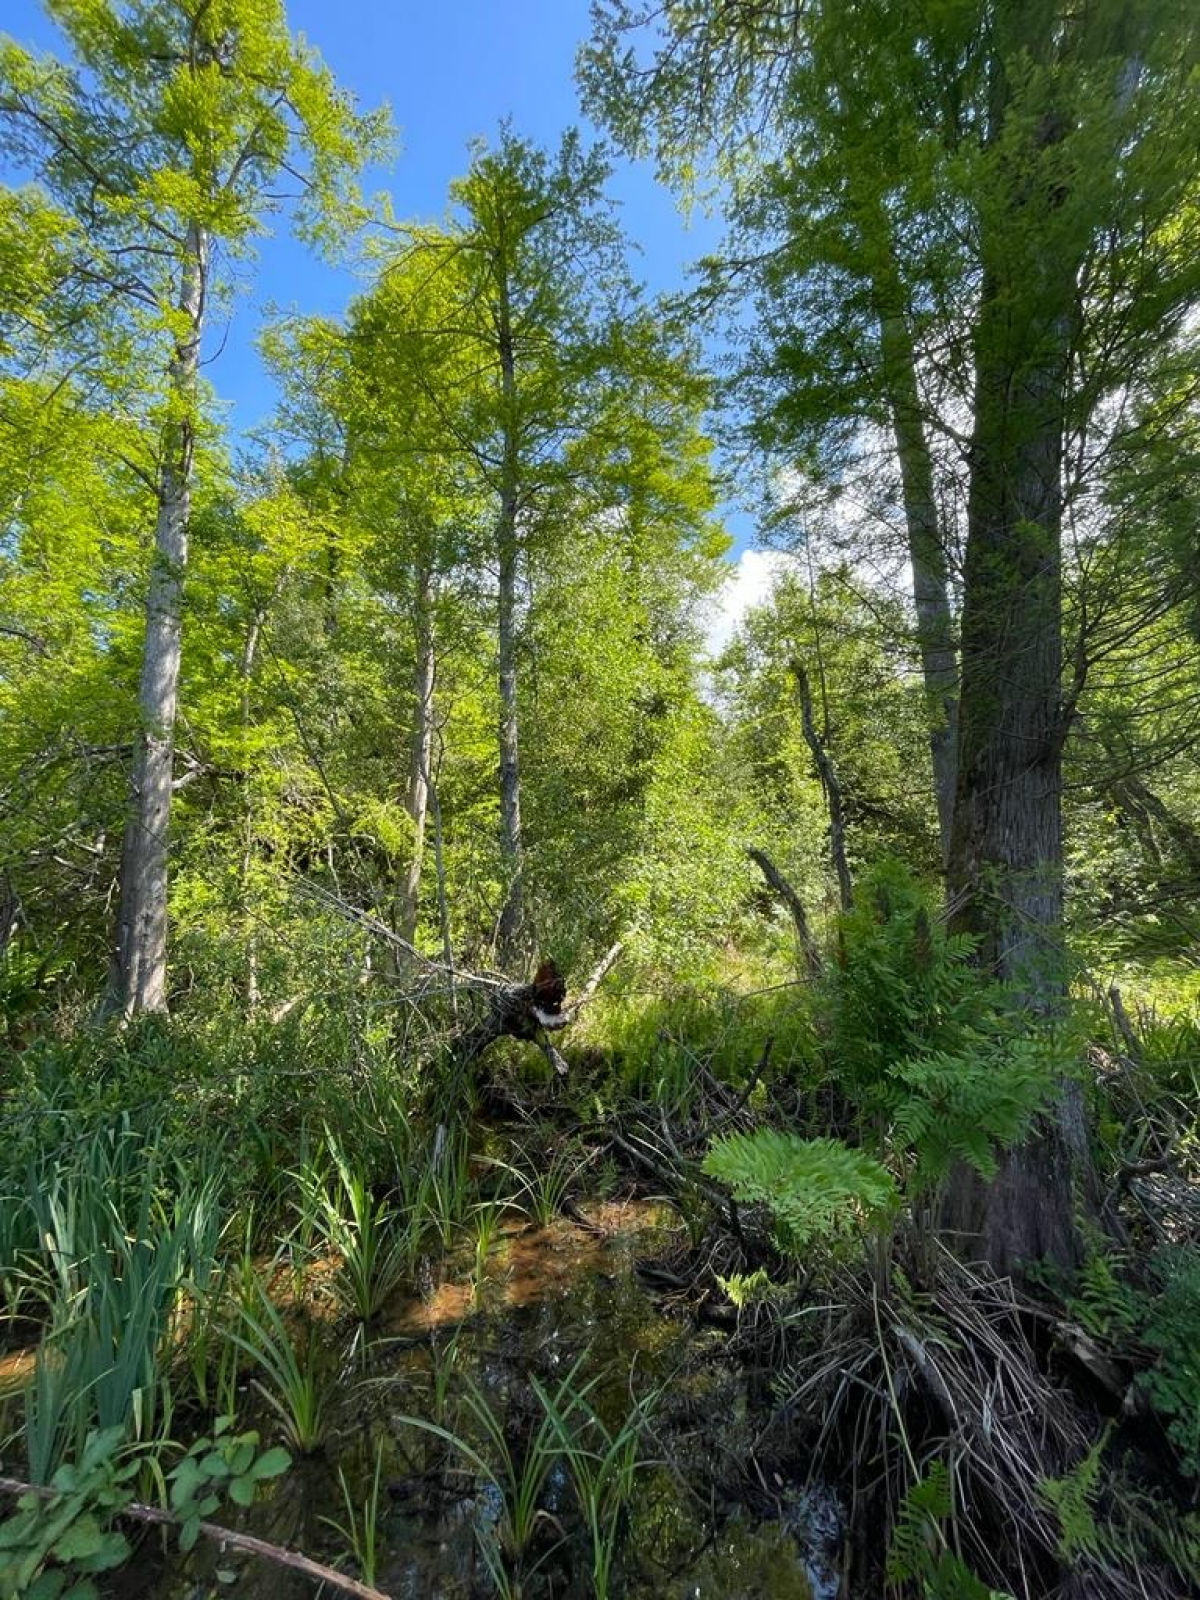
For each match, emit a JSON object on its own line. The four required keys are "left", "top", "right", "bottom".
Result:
{"left": 18, "top": 1144, "right": 222, "bottom": 1483}
{"left": 229, "top": 1282, "right": 327, "bottom": 1455}
{"left": 321, "top": 1438, "right": 386, "bottom": 1588}
{"left": 494, "top": 1138, "right": 585, "bottom": 1229}
{"left": 298, "top": 1137, "right": 414, "bottom": 1322}
{"left": 534, "top": 1373, "right": 661, "bottom": 1600}
{"left": 395, "top": 1354, "right": 595, "bottom": 1587}
{"left": 471, "top": 1199, "right": 503, "bottom": 1300}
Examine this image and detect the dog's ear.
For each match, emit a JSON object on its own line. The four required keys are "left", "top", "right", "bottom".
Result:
{"left": 532, "top": 957, "right": 567, "bottom": 1012}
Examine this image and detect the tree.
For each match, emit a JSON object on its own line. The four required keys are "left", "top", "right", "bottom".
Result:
{"left": 584, "top": 0, "right": 1200, "bottom": 1270}
{"left": 0, "top": 0, "right": 387, "bottom": 1015}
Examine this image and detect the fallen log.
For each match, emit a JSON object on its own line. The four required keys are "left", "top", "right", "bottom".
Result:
{"left": 455, "top": 943, "right": 624, "bottom": 1071}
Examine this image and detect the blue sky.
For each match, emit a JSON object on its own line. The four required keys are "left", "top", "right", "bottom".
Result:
{"left": 4, "top": 1, "right": 756, "bottom": 551}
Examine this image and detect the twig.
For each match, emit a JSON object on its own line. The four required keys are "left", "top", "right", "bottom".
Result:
{"left": 0, "top": 1477, "right": 391, "bottom": 1600}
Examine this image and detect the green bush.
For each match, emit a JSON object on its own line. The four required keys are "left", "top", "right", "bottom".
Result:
{"left": 702, "top": 1129, "right": 897, "bottom": 1256}
{"left": 1139, "top": 1247, "right": 1200, "bottom": 1475}
{"left": 823, "top": 859, "right": 1062, "bottom": 1188}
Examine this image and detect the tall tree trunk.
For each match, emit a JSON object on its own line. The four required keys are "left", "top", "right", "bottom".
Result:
{"left": 397, "top": 565, "right": 436, "bottom": 947}
{"left": 113, "top": 222, "right": 208, "bottom": 1017}
{"left": 941, "top": 25, "right": 1089, "bottom": 1272}
{"left": 876, "top": 294, "right": 959, "bottom": 863}
{"left": 240, "top": 608, "right": 265, "bottom": 1013}
{"left": 494, "top": 276, "right": 525, "bottom": 969}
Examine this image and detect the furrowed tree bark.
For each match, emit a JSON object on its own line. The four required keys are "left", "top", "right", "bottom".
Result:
{"left": 942, "top": 23, "right": 1091, "bottom": 1274}
{"left": 494, "top": 265, "right": 525, "bottom": 968}
{"left": 876, "top": 288, "right": 959, "bottom": 864}
{"left": 397, "top": 564, "right": 436, "bottom": 948}
{"left": 113, "top": 220, "right": 208, "bottom": 1017}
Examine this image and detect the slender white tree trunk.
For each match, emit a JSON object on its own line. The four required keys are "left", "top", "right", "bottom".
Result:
{"left": 397, "top": 567, "right": 436, "bottom": 947}
{"left": 113, "top": 222, "right": 208, "bottom": 1016}
{"left": 494, "top": 278, "right": 524, "bottom": 968}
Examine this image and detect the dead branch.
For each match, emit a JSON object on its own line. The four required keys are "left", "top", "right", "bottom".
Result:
{"left": 792, "top": 660, "right": 853, "bottom": 912}
{"left": 457, "top": 943, "right": 624, "bottom": 1067}
{"left": 747, "top": 847, "right": 823, "bottom": 975}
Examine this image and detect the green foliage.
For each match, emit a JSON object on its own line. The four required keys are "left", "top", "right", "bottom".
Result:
{"left": 715, "top": 1267, "right": 780, "bottom": 1309}
{"left": 296, "top": 1136, "right": 414, "bottom": 1322}
{"left": 824, "top": 860, "right": 1061, "bottom": 1189}
{"left": 885, "top": 1458, "right": 952, "bottom": 1585}
{"left": 0, "top": 1420, "right": 288, "bottom": 1600}
{"left": 533, "top": 1370, "right": 660, "bottom": 1600}
{"left": 14, "top": 1127, "right": 222, "bottom": 1484}
{"left": 886, "top": 1036, "right": 1063, "bottom": 1191}
{"left": 702, "top": 1130, "right": 897, "bottom": 1256}
{"left": 229, "top": 1282, "right": 328, "bottom": 1455}
{"left": 0, "top": 1428, "right": 134, "bottom": 1600}
{"left": 1066, "top": 1250, "right": 1141, "bottom": 1343}
{"left": 165, "top": 1418, "right": 290, "bottom": 1552}
{"left": 1138, "top": 1248, "right": 1200, "bottom": 1476}
{"left": 321, "top": 1442, "right": 385, "bottom": 1589}
{"left": 886, "top": 1458, "right": 1013, "bottom": 1599}
{"left": 1040, "top": 1428, "right": 1109, "bottom": 1565}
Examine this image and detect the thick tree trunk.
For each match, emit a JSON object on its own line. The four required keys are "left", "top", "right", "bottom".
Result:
{"left": 877, "top": 301, "right": 958, "bottom": 863}
{"left": 941, "top": 31, "right": 1090, "bottom": 1270}
{"left": 396, "top": 567, "right": 436, "bottom": 947}
{"left": 113, "top": 222, "right": 208, "bottom": 1017}
{"left": 942, "top": 310, "right": 1089, "bottom": 1271}
{"left": 494, "top": 278, "right": 525, "bottom": 968}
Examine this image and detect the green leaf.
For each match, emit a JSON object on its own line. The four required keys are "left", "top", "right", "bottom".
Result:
{"left": 250, "top": 1447, "right": 291, "bottom": 1480}
{"left": 170, "top": 1457, "right": 204, "bottom": 1511}
{"left": 51, "top": 1514, "right": 106, "bottom": 1562}
{"left": 227, "top": 1475, "right": 256, "bottom": 1507}
{"left": 26, "top": 1573, "right": 68, "bottom": 1600}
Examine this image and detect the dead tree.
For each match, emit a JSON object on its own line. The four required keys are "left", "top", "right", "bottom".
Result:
{"left": 747, "top": 846, "right": 823, "bottom": 976}
{"left": 793, "top": 659, "right": 853, "bottom": 911}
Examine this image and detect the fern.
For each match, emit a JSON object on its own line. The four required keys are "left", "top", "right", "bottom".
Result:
{"left": 1067, "top": 1250, "right": 1140, "bottom": 1342}
{"left": 885, "top": 1034, "right": 1059, "bottom": 1191}
{"left": 820, "top": 859, "right": 1062, "bottom": 1191}
{"left": 886, "top": 1458, "right": 952, "bottom": 1583}
{"left": 888, "top": 1459, "right": 1014, "bottom": 1599}
{"left": 1041, "top": 1428, "right": 1110, "bottom": 1564}
{"left": 1139, "top": 1247, "right": 1200, "bottom": 1474}
{"left": 715, "top": 1267, "right": 779, "bottom": 1308}
{"left": 702, "top": 1130, "right": 897, "bottom": 1256}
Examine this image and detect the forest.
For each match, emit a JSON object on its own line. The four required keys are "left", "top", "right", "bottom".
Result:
{"left": 1, "top": 1, "right": 1199, "bottom": 1596}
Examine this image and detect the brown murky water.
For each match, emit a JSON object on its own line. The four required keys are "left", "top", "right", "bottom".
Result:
{"left": 138, "top": 1199, "right": 841, "bottom": 1600}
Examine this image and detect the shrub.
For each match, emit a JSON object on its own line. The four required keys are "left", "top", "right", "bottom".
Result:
{"left": 702, "top": 1129, "right": 897, "bottom": 1256}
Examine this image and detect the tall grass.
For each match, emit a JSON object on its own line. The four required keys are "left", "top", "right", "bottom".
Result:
{"left": 534, "top": 1375, "right": 661, "bottom": 1600}
{"left": 296, "top": 1137, "right": 415, "bottom": 1322}
{"left": 395, "top": 1354, "right": 596, "bottom": 1588}
{"left": 17, "top": 1131, "right": 222, "bottom": 1482}
{"left": 229, "top": 1280, "right": 328, "bottom": 1455}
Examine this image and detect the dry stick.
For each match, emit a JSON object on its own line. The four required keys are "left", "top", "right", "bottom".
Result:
{"left": 746, "top": 846, "right": 824, "bottom": 976}
{"left": 0, "top": 1476, "right": 391, "bottom": 1600}
{"left": 792, "top": 660, "right": 853, "bottom": 912}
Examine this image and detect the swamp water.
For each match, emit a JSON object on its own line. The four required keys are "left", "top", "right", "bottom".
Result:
{"left": 146, "top": 1200, "right": 842, "bottom": 1600}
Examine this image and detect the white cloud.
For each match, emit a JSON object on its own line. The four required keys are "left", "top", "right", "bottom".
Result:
{"left": 703, "top": 547, "right": 798, "bottom": 659}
